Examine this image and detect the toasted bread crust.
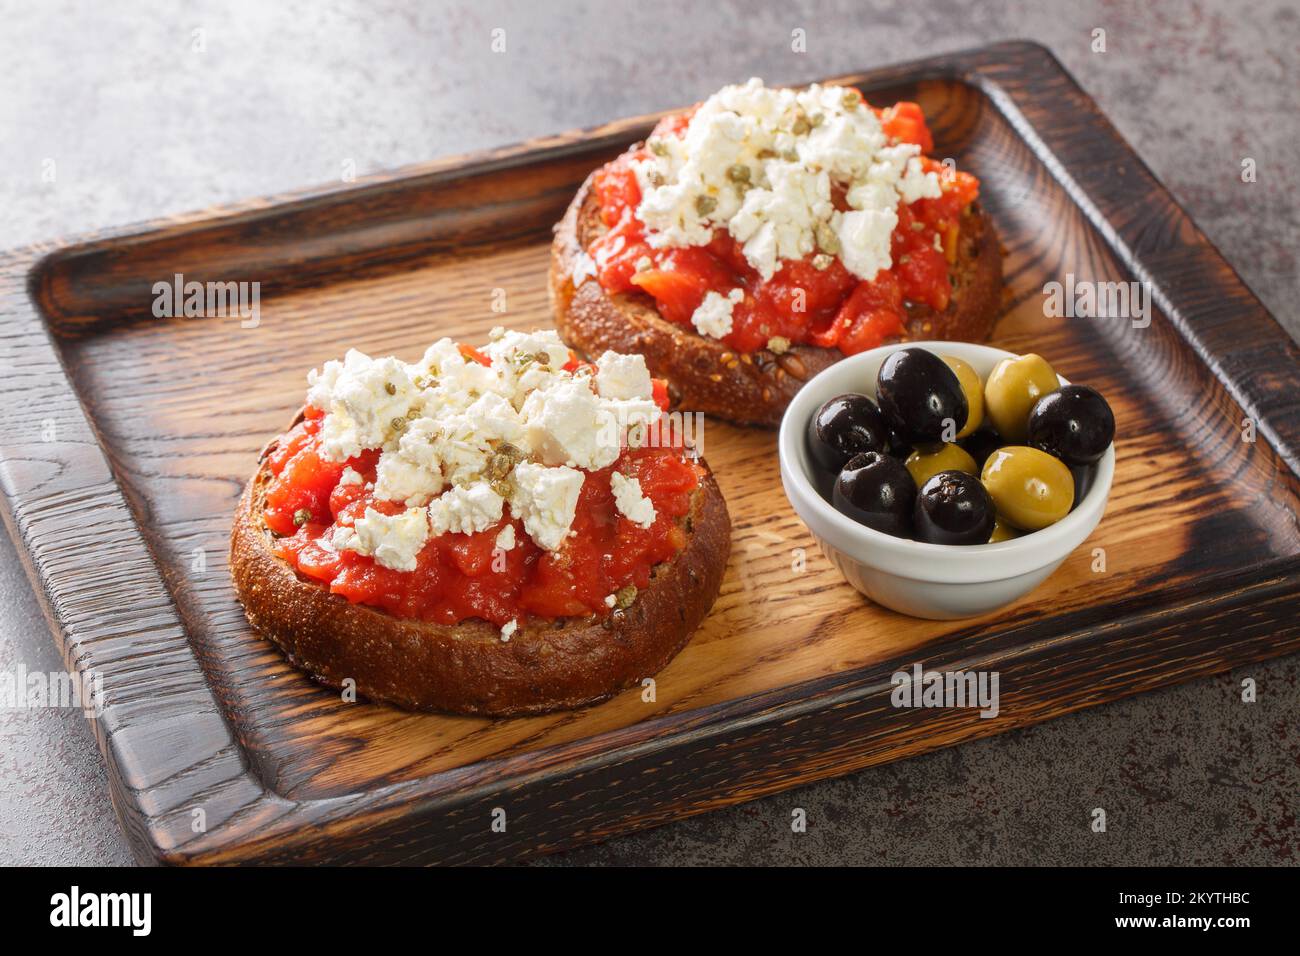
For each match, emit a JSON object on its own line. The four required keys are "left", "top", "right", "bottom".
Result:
{"left": 549, "top": 167, "right": 1003, "bottom": 427}
{"left": 230, "top": 453, "right": 730, "bottom": 716}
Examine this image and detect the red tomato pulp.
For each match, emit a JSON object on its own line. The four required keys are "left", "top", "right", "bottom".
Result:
{"left": 263, "top": 397, "right": 700, "bottom": 627}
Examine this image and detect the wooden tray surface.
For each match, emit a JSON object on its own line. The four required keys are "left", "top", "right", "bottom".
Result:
{"left": 3, "top": 42, "right": 1299, "bottom": 864}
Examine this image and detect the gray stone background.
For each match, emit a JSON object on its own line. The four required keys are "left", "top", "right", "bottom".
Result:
{"left": 1, "top": 0, "right": 1296, "bottom": 866}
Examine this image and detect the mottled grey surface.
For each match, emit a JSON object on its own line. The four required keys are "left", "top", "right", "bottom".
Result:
{"left": 0, "top": 0, "right": 1296, "bottom": 866}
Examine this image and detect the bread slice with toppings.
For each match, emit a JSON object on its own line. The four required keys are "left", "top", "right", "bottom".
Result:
{"left": 230, "top": 447, "right": 729, "bottom": 716}
{"left": 229, "top": 332, "right": 731, "bottom": 716}
{"left": 548, "top": 79, "right": 1004, "bottom": 428}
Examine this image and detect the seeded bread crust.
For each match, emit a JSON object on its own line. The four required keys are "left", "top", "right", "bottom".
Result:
{"left": 230, "top": 439, "right": 730, "bottom": 716}
{"left": 549, "top": 166, "right": 1003, "bottom": 427}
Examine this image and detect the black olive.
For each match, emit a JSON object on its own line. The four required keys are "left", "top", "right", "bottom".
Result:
{"left": 1070, "top": 464, "right": 1094, "bottom": 509}
{"left": 885, "top": 427, "right": 913, "bottom": 459}
{"left": 832, "top": 451, "right": 917, "bottom": 538}
{"left": 957, "top": 427, "right": 1004, "bottom": 469}
{"left": 1027, "top": 385, "right": 1115, "bottom": 466}
{"left": 876, "top": 347, "right": 969, "bottom": 445}
{"left": 807, "top": 393, "right": 889, "bottom": 473}
{"left": 914, "top": 470, "right": 996, "bottom": 546}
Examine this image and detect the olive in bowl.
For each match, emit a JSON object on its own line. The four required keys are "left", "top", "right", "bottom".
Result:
{"left": 957, "top": 427, "right": 1005, "bottom": 470}
{"left": 832, "top": 452, "right": 917, "bottom": 539}
{"left": 876, "top": 347, "right": 968, "bottom": 445}
{"left": 940, "top": 355, "right": 985, "bottom": 439}
{"left": 905, "top": 442, "right": 979, "bottom": 488}
{"left": 807, "top": 393, "right": 889, "bottom": 473}
{"left": 914, "top": 471, "right": 996, "bottom": 546}
{"left": 1027, "top": 385, "right": 1115, "bottom": 466}
{"left": 984, "top": 353, "right": 1059, "bottom": 443}
{"left": 981, "top": 446, "right": 1075, "bottom": 531}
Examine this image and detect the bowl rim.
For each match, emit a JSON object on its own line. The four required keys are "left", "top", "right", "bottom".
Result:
{"left": 777, "top": 341, "right": 1115, "bottom": 584}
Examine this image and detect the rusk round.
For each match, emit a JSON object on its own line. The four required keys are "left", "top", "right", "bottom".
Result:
{"left": 230, "top": 446, "right": 731, "bottom": 716}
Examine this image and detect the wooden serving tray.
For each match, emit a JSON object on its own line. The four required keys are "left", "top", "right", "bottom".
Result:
{"left": 3, "top": 42, "right": 1299, "bottom": 865}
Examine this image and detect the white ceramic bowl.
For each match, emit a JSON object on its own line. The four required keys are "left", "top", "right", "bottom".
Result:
{"left": 778, "top": 341, "right": 1114, "bottom": 620}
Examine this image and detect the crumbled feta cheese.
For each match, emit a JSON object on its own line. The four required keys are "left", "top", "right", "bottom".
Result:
{"left": 691, "top": 288, "right": 744, "bottom": 340}
{"left": 304, "top": 330, "right": 666, "bottom": 555}
{"left": 374, "top": 392, "right": 526, "bottom": 501}
{"left": 500, "top": 619, "right": 518, "bottom": 642}
{"left": 632, "top": 78, "right": 938, "bottom": 283}
{"left": 509, "top": 462, "right": 584, "bottom": 551}
{"left": 308, "top": 350, "right": 420, "bottom": 462}
{"left": 832, "top": 207, "right": 898, "bottom": 285}
{"left": 373, "top": 444, "right": 445, "bottom": 506}
{"left": 898, "top": 155, "right": 942, "bottom": 204}
{"left": 428, "top": 482, "right": 505, "bottom": 536}
{"left": 604, "top": 593, "right": 617, "bottom": 608}
{"left": 416, "top": 338, "right": 505, "bottom": 402}
{"left": 481, "top": 329, "right": 572, "bottom": 405}
{"left": 520, "top": 378, "right": 657, "bottom": 471}
{"left": 332, "top": 506, "right": 429, "bottom": 572}
{"left": 495, "top": 523, "right": 516, "bottom": 551}
{"left": 595, "top": 351, "right": 653, "bottom": 401}
{"left": 610, "top": 471, "right": 656, "bottom": 529}
{"left": 728, "top": 163, "right": 830, "bottom": 280}
{"left": 484, "top": 328, "right": 571, "bottom": 370}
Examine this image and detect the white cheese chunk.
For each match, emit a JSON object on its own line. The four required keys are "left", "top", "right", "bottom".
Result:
{"left": 500, "top": 619, "right": 518, "bottom": 642}
{"left": 427, "top": 482, "right": 506, "bottom": 537}
{"left": 309, "top": 350, "right": 420, "bottom": 462}
{"left": 484, "top": 328, "right": 570, "bottom": 370}
{"left": 373, "top": 446, "right": 445, "bottom": 506}
{"left": 495, "top": 523, "right": 516, "bottom": 551}
{"left": 832, "top": 207, "right": 898, "bottom": 284}
{"left": 691, "top": 288, "right": 744, "bottom": 340}
{"left": 416, "top": 337, "right": 506, "bottom": 403}
{"left": 509, "top": 462, "right": 584, "bottom": 551}
{"left": 376, "top": 392, "right": 525, "bottom": 498}
{"left": 610, "top": 471, "right": 656, "bottom": 529}
{"left": 519, "top": 379, "right": 622, "bottom": 471}
{"left": 897, "top": 155, "right": 942, "bottom": 204}
{"left": 728, "top": 163, "right": 829, "bottom": 279}
{"left": 595, "top": 351, "right": 653, "bottom": 401}
{"left": 332, "top": 506, "right": 429, "bottom": 572}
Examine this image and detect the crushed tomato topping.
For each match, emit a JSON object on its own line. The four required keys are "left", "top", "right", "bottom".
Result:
{"left": 587, "top": 97, "right": 980, "bottom": 355}
{"left": 262, "top": 399, "right": 702, "bottom": 628}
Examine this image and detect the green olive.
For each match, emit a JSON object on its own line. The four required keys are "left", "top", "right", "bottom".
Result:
{"left": 941, "top": 355, "right": 984, "bottom": 439}
{"left": 984, "top": 353, "right": 1059, "bottom": 443}
{"left": 987, "top": 517, "right": 1023, "bottom": 542}
{"left": 980, "top": 445, "right": 1074, "bottom": 531}
{"left": 905, "top": 443, "right": 978, "bottom": 488}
